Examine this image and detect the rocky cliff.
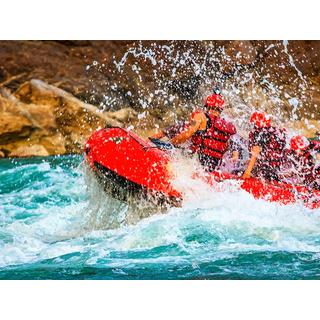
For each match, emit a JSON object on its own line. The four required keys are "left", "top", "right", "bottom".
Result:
{"left": 0, "top": 40, "right": 319, "bottom": 157}
{"left": 0, "top": 79, "right": 136, "bottom": 157}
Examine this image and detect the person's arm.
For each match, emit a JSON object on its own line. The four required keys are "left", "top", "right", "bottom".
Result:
{"left": 231, "top": 150, "right": 239, "bottom": 162}
{"left": 242, "top": 145, "right": 261, "bottom": 179}
{"left": 149, "top": 130, "right": 166, "bottom": 139}
{"left": 171, "top": 113, "right": 205, "bottom": 145}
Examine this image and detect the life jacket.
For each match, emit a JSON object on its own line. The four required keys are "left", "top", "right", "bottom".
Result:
{"left": 190, "top": 112, "right": 236, "bottom": 160}
{"left": 281, "top": 149, "right": 315, "bottom": 185}
{"left": 309, "top": 140, "right": 320, "bottom": 152}
{"left": 312, "top": 162, "right": 320, "bottom": 189}
{"left": 249, "top": 126, "right": 287, "bottom": 167}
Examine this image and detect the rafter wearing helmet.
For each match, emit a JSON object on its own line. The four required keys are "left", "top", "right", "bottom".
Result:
{"left": 169, "top": 93, "right": 237, "bottom": 171}
{"left": 279, "top": 135, "right": 316, "bottom": 186}
{"left": 150, "top": 92, "right": 238, "bottom": 172}
{"left": 243, "top": 111, "right": 287, "bottom": 181}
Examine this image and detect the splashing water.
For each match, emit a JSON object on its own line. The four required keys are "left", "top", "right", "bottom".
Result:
{"left": 87, "top": 41, "right": 317, "bottom": 133}
{"left": 282, "top": 40, "right": 307, "bottom": 85}
{"left": 1, "top": 155, "right": 320, "bottom": 280}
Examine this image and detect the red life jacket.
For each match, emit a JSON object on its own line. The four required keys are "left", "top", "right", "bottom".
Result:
{"left": 310, "top": 140, "right": 320, "bottom": 152}
{"left": 249, "top": 126, "right": 287, "bottom": 167}
{"left": 191, "top": 112, "right": 237, "bottom": 160}
{"left": 282, "top": 149, "right": 315, "bottom": 185}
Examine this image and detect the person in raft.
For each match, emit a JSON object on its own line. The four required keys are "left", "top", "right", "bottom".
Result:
{"left": 309, "top": 131, "right": 320, "bottom": 157}
{"left": 242, "top": 111, "right": 287, "bottom": 181}
{"left": 159, "top": 93, "right": 237, "bottom": 172}
{"left": 280, "top": 135, "right": 315, "bottom": 186}
{"left": 307, "top": 132, "right": 320, "bottom": 189}
{"left": 218, "top": 133, "right": 249, "bottom": 175}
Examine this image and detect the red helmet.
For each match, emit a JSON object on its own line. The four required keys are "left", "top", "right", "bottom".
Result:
{"left": 205, "top": 94, "right": 224, "bottom": 110}
{"left": 250, "top": 111, "right": 271, "bottom": 128}
{"left": 290, "top": 135, "right": 309, "bottom": 151}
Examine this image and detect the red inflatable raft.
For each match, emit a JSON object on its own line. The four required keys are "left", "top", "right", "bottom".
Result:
{"left": 84, "top": 127, "right": 320, "bottom": 209}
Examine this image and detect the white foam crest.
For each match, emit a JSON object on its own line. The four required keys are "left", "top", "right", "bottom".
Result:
{"left": 76, "top": 182, "right": 320, "bottom": 258}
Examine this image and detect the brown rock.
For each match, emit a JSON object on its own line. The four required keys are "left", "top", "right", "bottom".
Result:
{"left": 9, "top": 145, "right": 49, "bottom": 157}
{"left": 0, "top": 150, "right": 4, "bottom": 158}
{"left": 285, "top": 41, "right": 320, "bottom": 76}
{"left": 0, "top": 79, "right": 127, "bottom": 157}
{"left": 0, "top": 40, "right": 133, "bottom": 101}
{"left": 0, "top": 91, "right": 34, "bottom": 144}
{"left": 224, "top": 40, "right": 258, "bottom": 65}
{"left": 1, "top": 40, "right": 320, "bottom": 156}
{"left": 15, "top": 79, "right": 122, "bottom": 127}
{"left": 14, "top": 79, "right": 123, "bottom": 154}
{"left": 106, "top": 107, "right": 138, "bottom": 123}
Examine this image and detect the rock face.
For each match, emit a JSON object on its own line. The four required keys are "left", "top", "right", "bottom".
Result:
{"left": 1, "top": 40, "right": 320, "bottom": 157}
{"left": 0, "top": 79, "right": 134, "bottom": 157}
{"left": 1, "top": 40, "right": 320, "bottom": 114}
{"left": 9, "top": 145, "right": 49, "bottom": 158}
{"left": 0, "top": 41, "right": 132, "bottom": 102}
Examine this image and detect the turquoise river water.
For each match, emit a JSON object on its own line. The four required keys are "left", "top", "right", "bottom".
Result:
{"left": 1, "top": 155, "right": 320, "bottom": 279}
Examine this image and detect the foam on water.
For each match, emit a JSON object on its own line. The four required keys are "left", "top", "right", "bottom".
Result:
{"left": 1, "top": 155, "right": 320, "bottom": 279}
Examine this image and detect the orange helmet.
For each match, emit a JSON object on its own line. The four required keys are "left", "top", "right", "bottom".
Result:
{"left": 250, "top": 111, "right": 271, "bottom": 128}
{"left": 290, "top": 135, "right": 309, "bottom": 151}
{"left": 205, "top": 94, "right": 224, "bottom": 110}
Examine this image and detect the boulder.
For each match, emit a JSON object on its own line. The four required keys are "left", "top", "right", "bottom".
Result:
{"left": 106, "top": 107, "right": 138, "bottom": 123}
{"left": 0, "top": 79, "right": 128, "bottom": 157}
{"left": 224, "top": 40, "right": 258, "bottom": 65}
{"left": 9, "top": 145, "right": 49, "bottom": 157}
{"left": 1, "top": 41, "right": 320, "bottom": 156}
{"left": 15, "top": 79, "right": 122, "bottom": 128}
